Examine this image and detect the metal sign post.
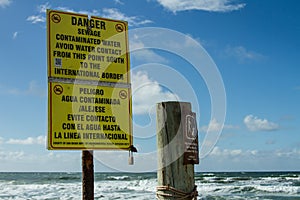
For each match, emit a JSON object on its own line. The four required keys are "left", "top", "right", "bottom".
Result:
{"left": 82, "top": 150, "right": 94, "bottom": 200}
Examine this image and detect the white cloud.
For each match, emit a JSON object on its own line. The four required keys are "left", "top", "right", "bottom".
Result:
{"left": 244, "top": 115, "right": 279, "bottom": 132}
{"left": 25, "top": 80, "right": 46, "bottom": 96}
{"left": 200, "top": 118, "right": 239, "bottom": 132}
{"left": 114, "top": 0, "right": 124, "bottom": 5}
{"left": 130, "top": 41, "right": 168, "bottom": 63}
{"left": 132, "top": 49, "right": 168, "bottom": 63}
{"left": 0, "top": 150, "right": 81, "bottom": 171}
{"left": 28, "top": 4, "right": 152, "bottom": 26}
{"left": 132, "top": 71, "right": 179, "bottom": 115}
{"left": 275, "top": 148, "right": 300, "bottom": 158}
{"left": 225, "top": 45, "right": 264, "bottom": 62}
{"left": 37, "top": 2, "right": 50, "bottom": 13}
{"left": 93, "top": 151, "right": 158, "bottom": 172}
{"left": 26, "top": 2, "right": 50, "bottom": 24}
{"left": 80, "top": 9, "right": 101, "bottom": 17}
{"left": 0, "top": 0, "right": 11, "bottom": 8}
{"left": 28, "top": 3, "right": 99, "bottom": 24}
{"left": 56, "top": 7, "right": 100, "bottom": 17}
{"left": 156, "top": 0, "right": 245, "bottom": 13}
{"left": 12, "top": 31, "right": 18, "bottom": 39}
{"left": 0, "top": 151, "right": 25, "bottom": 160}
{"left": 54, "top": 7, "right": 75, "bottom": 14}
{"left": 1, "top": 80, "right": 45, "bottom": 97}
{"left": 209, "top": 147, "right": 300, "bottom": 160}
{"left": 129, "top": 35, "right": 169, "bottom": 63}
{"left": 102, "top": 8, "right": 152, "bottom": 26}
{"left": 210, "top": 146, "right": 242, "bottom": 157}
{"left": 27, "top": 15, "right": 46, "bottom": 24}
{"left": 6, "top": 135, "right": 46, "bottom": 145}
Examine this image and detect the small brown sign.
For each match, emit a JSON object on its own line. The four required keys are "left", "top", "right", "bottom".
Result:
{"left": 183, "top": 112, "right": 199, "bottom": 165}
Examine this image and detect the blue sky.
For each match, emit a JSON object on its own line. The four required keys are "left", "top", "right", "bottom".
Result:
{"left": 0, "top": 0, "right": 299, "bottom": 172}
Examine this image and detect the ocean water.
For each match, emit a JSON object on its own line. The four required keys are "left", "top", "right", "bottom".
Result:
{"left": 0, "top": 172, "right": 299, "bottom": 199}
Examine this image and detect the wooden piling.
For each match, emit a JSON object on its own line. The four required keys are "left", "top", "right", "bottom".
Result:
{"left": 82, "top": 150, "right": 94, "bottom": 200}
{"left": 156, "top": 102, "right": 197, "bottom": 200}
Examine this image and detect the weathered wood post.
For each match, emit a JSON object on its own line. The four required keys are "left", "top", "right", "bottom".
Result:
{"left": 156, "top": 101, "right": 198, "bottom": 200}
{"left": 82, "top": 150, "right": 94, "bottom": 200}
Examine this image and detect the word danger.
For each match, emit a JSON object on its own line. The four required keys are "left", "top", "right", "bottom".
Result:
{"left": 71, "top": 16, "right": 106, "bottom": 37}
{"left": 71, "top": 16, "right": 106, "bottom": 30}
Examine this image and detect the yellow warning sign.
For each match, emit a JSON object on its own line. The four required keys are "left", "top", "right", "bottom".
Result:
{"left": 48, "top": 82, "right": 132, "bottom": 150}
{"left": 47, "top": 10, "right": 130, "bottom": 83}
